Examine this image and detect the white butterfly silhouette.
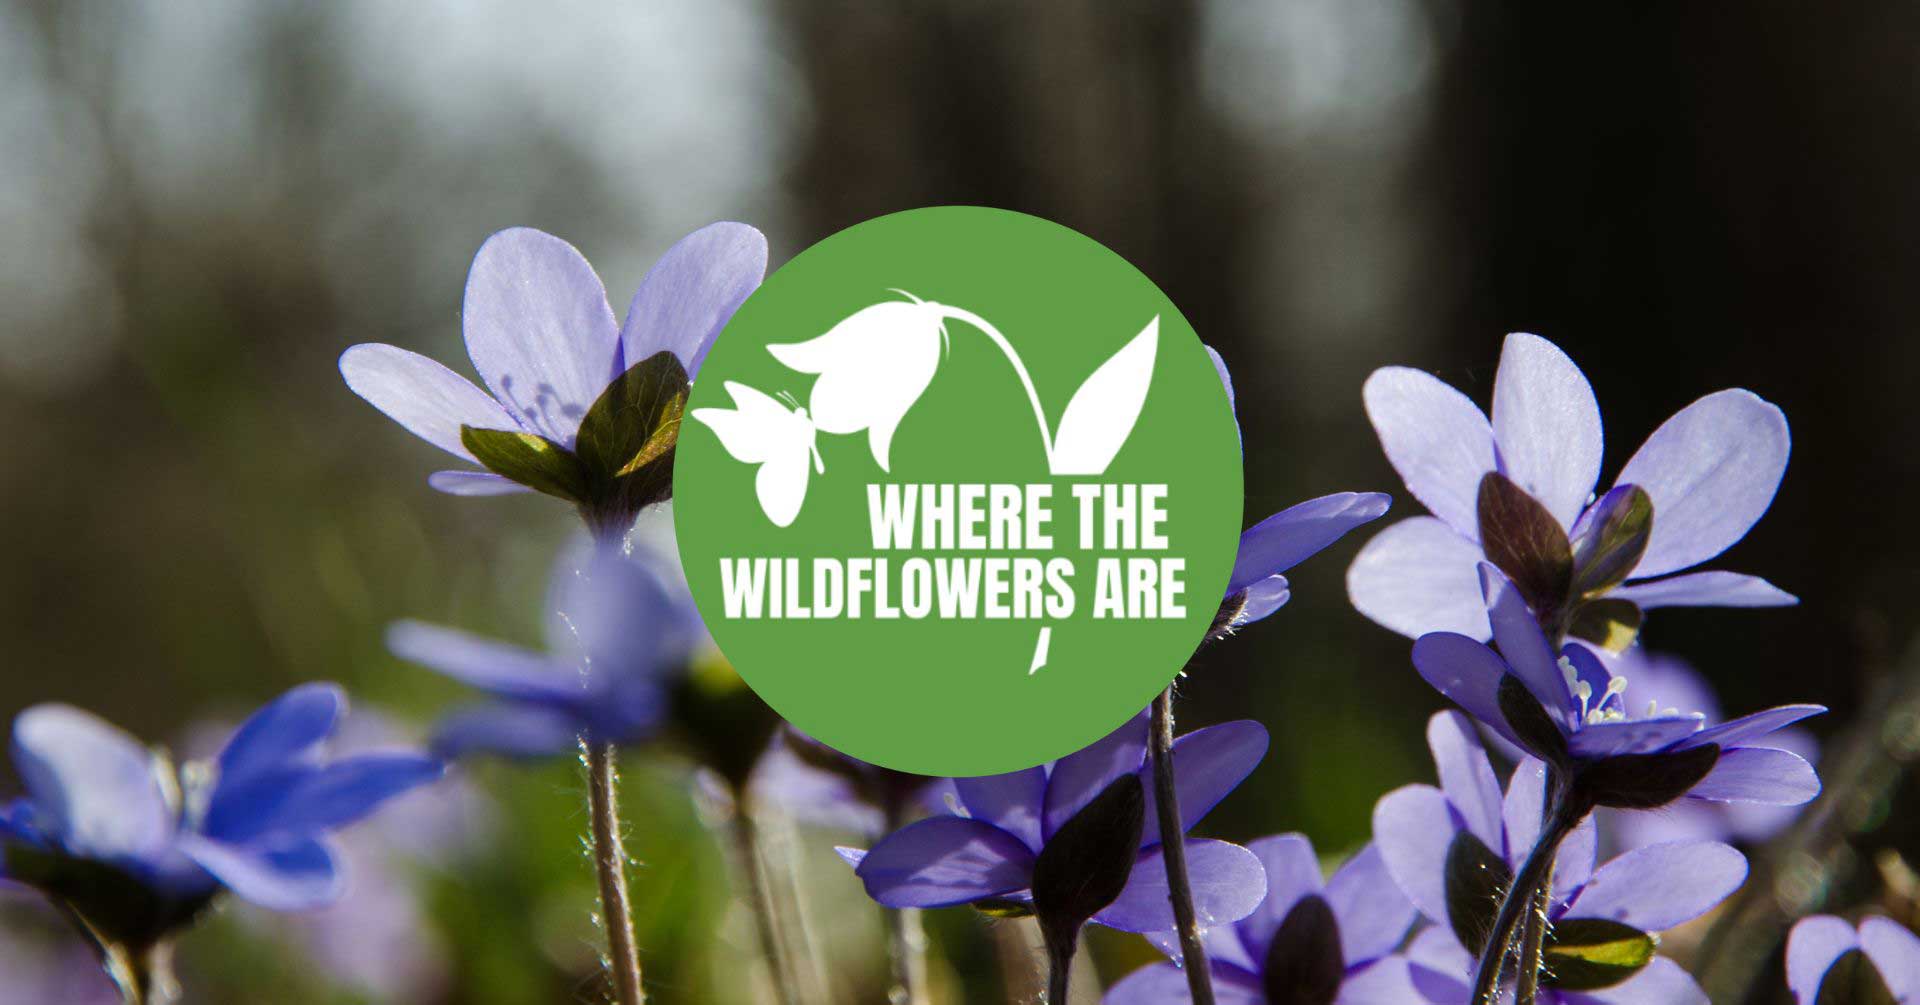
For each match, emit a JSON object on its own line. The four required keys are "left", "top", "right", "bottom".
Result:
{"left": 690, "top": 382, "right": 825, "bottom": 527}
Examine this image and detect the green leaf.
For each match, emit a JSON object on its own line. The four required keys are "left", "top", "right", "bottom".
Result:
{"left": 575, "top": 351, "right": 689, "bottom": 481}
{"left": 460, "top": 426, "right": 589, "bottom": 502}
{"left": 1031, "top": 773, "right": 1144, "bottom": 949}
{"left": 1499, "top": 673, "right": 1570, "bottom": 766}
{"left": 1574, "top": 744, "right": 1720, "bottom": 810}
{"left": 1262, "top": 894, "right": 1345, "bottom": 1005}
{"left": 1567, "top": 598, "right": 1644, "bottom": 653}
{"left": 1477, "top": 472, "right": 1574, "bottom": 618}
{"left": 1444, "top": 828, "right": 1513, "bottom": 957}
{"left": 1541, "top": 918, "right": 1655, "bottom": 990}
{"left": 1814, "top": 949, "right": 1899, "bottom": 1005}
{"left": 1569, "top": 486, "right": 1653, "bottom": 597}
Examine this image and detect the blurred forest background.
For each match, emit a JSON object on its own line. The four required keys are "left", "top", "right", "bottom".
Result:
{"left": 2, "top": 1, "right": 1917, "bottom": 1002}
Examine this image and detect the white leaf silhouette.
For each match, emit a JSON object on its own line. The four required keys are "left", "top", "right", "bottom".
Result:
{"left": 1047, "top": 317, "right": 1159, "bottom": 475}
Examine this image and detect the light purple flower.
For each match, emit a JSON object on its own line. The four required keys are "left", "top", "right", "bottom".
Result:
{"left": 340, "top": 223, "right": 766, "bottom": 529}
{"left": 1348, "top": 333, "right": 1793, "bottom": 642}
{"left": 0, "top": 685, "right": 441, "bottom": 953}
{"left": 1105, "top": 835, "right": 1421, "bottom": 1005}
{"left": 1205, "top": 346, "right": 1391, "bottom": 631}
{"left": 0, "top": 888, "right": 120, "bottom": 1004}
{"left": 1409, "top": 565, "right": 1822, "bottom": 810}
{"left": 1374, "top": 712, "right": 1741, "bottom": 1003}
{"left": 1595, "top": 648, "right": 1819, "bottom": 854}
{"left": 388, "top": 539, "right": 701, "bottom": 758}
{"left": 842, "top": 710, "right": 1268, "bottom": 935}
{"left": 749, "top": 728, "right": 937, "bottom": 837}
{"left": 1787, "top": 915, "right": 1920, "bottom": 1004}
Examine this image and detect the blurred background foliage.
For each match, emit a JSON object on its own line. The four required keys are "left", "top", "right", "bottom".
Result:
{"left": 1, "top": 0, "right": 1917, "bottom": 1002}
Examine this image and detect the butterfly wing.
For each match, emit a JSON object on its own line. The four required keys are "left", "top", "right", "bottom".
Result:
{"left": 755, "top": 447, "right": 812, "bottom": 527}
{"left": 689, "top": 382, "right": 797, "bottom": 464}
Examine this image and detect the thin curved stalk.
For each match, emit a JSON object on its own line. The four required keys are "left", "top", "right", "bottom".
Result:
{"left": 1149, "top": 687, "right": 1215, "bottom": 1004}
{"left": 728, "top": 806, "right": 804, "bottom": 1005}
{"left": 935, "top": 305, "right": 1056, "bottom": 461}
{"left": 1044, "top": 930, "right": 1075, "bottom": 1004}
{"left": 1514, "top": 876, "right": 1553, "bottom": 1004}
{"left": 1471, "top": 791, "right": 1581, "bottom": 1005}
{"left": 879, "top": 798, "right": 930, "bottom": 1005}
{"left": 585, "top": 741, "right": 646, "bottom": 1005}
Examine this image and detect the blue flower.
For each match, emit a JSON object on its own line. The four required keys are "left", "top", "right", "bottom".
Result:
{"left": 1787, "top": 915, "right": 1920, "bottom": 1004}
{"left": 1205, "top": 346, "right": 1390, "bottom": 633}
{"left": 388, "top": 540, "right": 703, "bottom": 758}
{"left": 0, "top": 684, "right": 441, "bottom": 951}
{"left": 1105, "top": 835, "right": 1421, "bottom": 1004}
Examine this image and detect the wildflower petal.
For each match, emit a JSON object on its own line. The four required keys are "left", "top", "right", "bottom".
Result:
{"left": 1561, "top": 956, "right": 1708, "bottom": 1005}
{"left": 1674, "top": 705, "right": 1825, "bottom": 752}
{"left": 1324, "top": 843, "right": 1415, "bottom": 966}
{"left": 1348, "top": 517, "right": 1490, "bottom": 639}
{"left": 1565, "top": 840, "right": 1747, "bottom": 931}
{"left": 1491, "top": 333, "right": 1604, "bottom": 530}
{"left": 178, "top": 833, "right": 343, "bottom": 911}
{"left": 462, "top": 228, "right": 619, "bottom": 446}
{"left": 213, "top": 756, "right": 443, "bottom": 843}
{"left": 1614, "top": 389, "right": 1790, "bottom": 578}
{"left": 1426, "top": 711, "right": 1505, "bottom": 856}
{"left": 1104, "top": 961, "right": 1263, "bottom": 1005}
{"left": 1567, "top": 716, "right": 1705, "bottom": 759}
{"left": 428, "top": 470, "right": 531, "bottom": 496}
{"left": 1231, "top": 575, "right": 1290, "bottom": 627}
{"left": 1687, "top": 746, "right": 1820, "bottom": 805}
{"left": 338, "top": 344, "right": 521, "bottom": 461}
{"left": 1859, "top": 916, "right": 1920, "bottom": 997}
{"left": 430, "top": 703, "right": 583, "bottom": 760}
{"left": 953, "top": 768, "right": 1047, "bottom": 853}
{"left": 1204, "top": 345, "right": 1237, "bottom": 415}
{"left": 387, "top": 621, "right": 580, "bottom": 704}
{"left": 1339, "top": 956, "right": 1431, "bottom": 1005}
{"left": 1362, "top": 366, "right": 1497, "bottom": 537}
{"left": 1503, "top": 759, "right": 1598, "bottom": 901}
{"left": 218, "top": 683, "right": 345, "bottom": 786}
{"left": 855, "top": 816, "right": 1035, "bottom": 908}
{"left": 1229, "top": 492, "right": 1391, "bottom": 592}
{"left": 1612, "top": 571, "right": 1797, "bottom": 609}
{"left": 1138, "top": 720, "right": 1268, "bottom": 847}
{"left": 1480, "top": 564, "right": 1573, "bottom": 725}
{"left": 1788, "top": 916, "right": 1860, "bottom": 1004}
{"left": 1371, "top": 784, "right": 1458, "bottom": 927}
{"left": 1236, "top": 834, "right": 1326, "bottom": 962}
{"left": 11, "top": 705, "right": 172, "bottom": 861}
{"left": 1095, "top": 839, "right": 1266, "bottom": 933}
{"left": 1410, "top": 633, "right": 1526, "bottom": 752}
{"left": 618, "top": 222, "right": 767, "bottom": 379}
{"left": 1042, "top": 711, "right": 1148, "bottom": 840}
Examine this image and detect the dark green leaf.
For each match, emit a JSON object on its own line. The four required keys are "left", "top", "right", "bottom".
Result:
{"left": 1814, "top": 949, "right": 1899, "bottom": 1005}
{"left": 1477, "top": 472, "right": 1574, "bottom": 618}
{"left": 1541, "top": 918, "right": 1655, "bottom": 990}
{"left": 1567, "top": 598, "right": 1644, "bottom": 653}
{"left": 575, "top": 351, "right": 689, "bottom": 480}
{"left": 1031, "top": 773, "right": 1144, "bottom": 950}
{"left": 1499, "top": 674, "right": 1570, "bottom": 766}
{"left": 460, "top": 426, "right": 589, "bottom": 502}
{"left": 1569, "top": 486, "right": 1653, "bottom": 598}
{"left": 1262, "top": 894, "right": 1345, "bottom": 1005}
{"left": 1444, "top": 828, "right": 1513, "bottom": 957}
{"left": 5, "top": 844, "right": 213, "bottom": 952}
{"left": 1575, "top": 744, "right": 1720, "bottom": 810}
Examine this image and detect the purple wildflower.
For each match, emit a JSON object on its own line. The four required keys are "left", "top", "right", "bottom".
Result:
{"left": 749, "top": 727, "right": 937, "bottom": 837}
{"left": 0, "top": 685, "right": 441, "bottom": 955}
{"left": 1105, "top": 835, "right": 1421, "bottom": 1005}
{"left": 1375, "top": 712, "right": 1741, "bottom": 1003}
{"left": 1206, "top": 346, "right": 1391, "bottom": 633}
{"left": 1787, "top": 915, "right": 1920, "bottom": 1004}
{"left": 842, "top": 710, "right": 1269, "bottom": 935}
{"left": 1409, "top": 564, "right": 1822, "bottom": 811}
{"left": 340, "top": 223, "right": 766, "bottom": 535}
{"left": 1348, "top": 333, "right": 1793, "bottom": 644}
{"left": 388, "top": 539, "right": 702, "bottom": 758}
{"left": 1594, "top": 648, "right": 1819, "bottom": 854}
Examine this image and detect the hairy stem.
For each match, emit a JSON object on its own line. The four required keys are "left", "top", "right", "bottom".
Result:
{"left": 880, "top": 799, "right": 930, "bottom": 1005}
{"left": 1471, "top": 788, "right": 1582, "bottom": 1005}
{"left": 1042, "top": 924, "right": 1077, "bottom": 1005}
{"left": 1513, "top": 879, "right": 1553, "bottom": 1004}
{"left": 1149, "top": 686, "right": 1216, "bottom": 1005}
{"left": 585, "top": 741, "right": 645, "bottom": 1005}
{"left": 729, "top": 807, "right": 804, "bottom": 1005}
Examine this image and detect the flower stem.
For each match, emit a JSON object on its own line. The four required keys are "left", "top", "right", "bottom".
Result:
{"left": 728, "top": 805, "right": 804, "bottom": 1005}
{"left": 1513, "top": 877, "right": 1553, "bottom": 1004}
{"left": 1149, "top": 686, "right": 1216, "bottom": 1005}
{"left": 1042, "top": 924, "right": 1077, "bottom": 1004}
{"left": 1470, "top": 785, "right": 1583, "bottom": 1005}
{"left": 585, "top": 740, "right": 645, "bottom": 1005}
{"left": 935, "top": 305, "right": 1056, "bottom": 461}
{"left": 880, "top": 799, "right": 930, "bottom": 1005}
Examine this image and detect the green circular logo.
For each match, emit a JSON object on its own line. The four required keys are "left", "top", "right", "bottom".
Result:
{"left": 674, "top": 207, "right": 1242, "bottom": 775}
